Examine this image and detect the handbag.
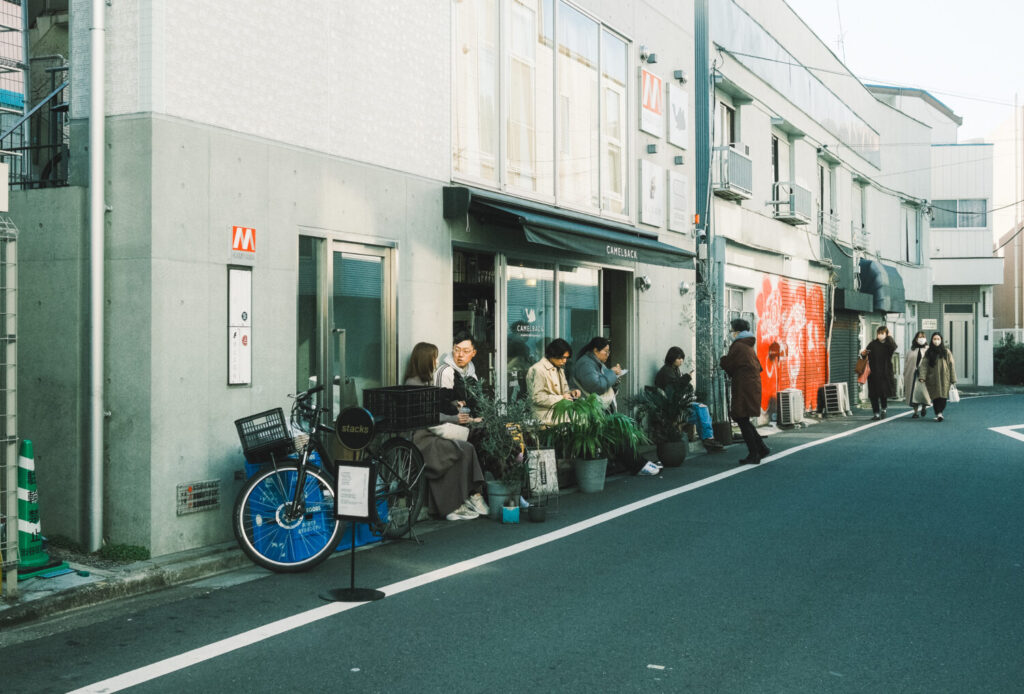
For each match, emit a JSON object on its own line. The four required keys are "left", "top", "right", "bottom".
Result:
{"left": 855, "top": 355, "right": 868, "bottom": 376}
{"left": 948, "top": 384, "right": 960, "bottom": 403}
{"left": 857, "top": 360, "right": 870, "bottom": 385}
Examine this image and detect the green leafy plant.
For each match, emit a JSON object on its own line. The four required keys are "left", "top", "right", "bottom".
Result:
{"left": 466, "top": 380, "right": 537, "bottom": 498}
{"left": 550, "top": 393, "right": 647, "bottom": 460}
{"left": 994, "top": 334, "right": 1024, "bottom": 385}
{"left": 627, "top": 383, "right": 695, "bottom": 444}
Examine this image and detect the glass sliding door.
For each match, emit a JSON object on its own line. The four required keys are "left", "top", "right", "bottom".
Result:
{"left": 506, "top": 261, "right": 554, "bottom": 399}
{"left": 298, "top": 237, "right": 394, "bottom": 421}
{"left": 558, "top": 265, "right": 600, "bottom": 358}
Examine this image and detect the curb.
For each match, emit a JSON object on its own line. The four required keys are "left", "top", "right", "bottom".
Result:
{"left": 0, "top": 544, "right": 250, "bottom": 628}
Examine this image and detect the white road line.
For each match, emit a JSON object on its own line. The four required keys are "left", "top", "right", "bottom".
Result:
{"left": 989, "top": 423, "right": 1024, "bottom": 443}
{"left": 66, "top": 409, "right": 935, "bottom": 693}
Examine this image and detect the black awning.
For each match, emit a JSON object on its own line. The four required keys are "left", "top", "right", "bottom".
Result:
{"left": 444, "top": 186, "right": 695, "bottom": 269}
{"left": 859, "top": 258, "right": 906, "bottom": 313}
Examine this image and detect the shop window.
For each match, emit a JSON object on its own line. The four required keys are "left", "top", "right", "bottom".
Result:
{"left": 453, "top": 249, "right": 498, "bottom": 388}
{"left": 506, "top": 261, "right": 555, "bottom": 399}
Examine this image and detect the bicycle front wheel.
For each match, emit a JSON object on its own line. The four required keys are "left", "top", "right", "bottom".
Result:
{"left": 233, "top": 464, "right": 343, "bottom": 572}
{"left": 377, "top": 437, "right": 426, "bottom": 539}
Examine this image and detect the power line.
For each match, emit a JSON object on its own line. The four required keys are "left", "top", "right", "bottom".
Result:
{"left": 994, "top": 224, "right": 1024, "bottom": 254}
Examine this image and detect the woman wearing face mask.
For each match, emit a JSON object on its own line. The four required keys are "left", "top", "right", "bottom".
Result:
{"left": 860, "top": 326, "right": 897, "bottom": 420}
{"left": 902, "top": 331, "right": 932, "bottom": 418}
{"left": 917, "top": 332, "right": 956, "bottom": 422}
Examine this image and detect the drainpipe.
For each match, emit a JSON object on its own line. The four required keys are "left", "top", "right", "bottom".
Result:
{"left": 88, "top": 0, "right": 106, "bottom": 552}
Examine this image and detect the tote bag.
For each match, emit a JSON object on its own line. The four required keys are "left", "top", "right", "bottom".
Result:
{"left": 911, "top": 379, "right": 931, "bottom": 406}
{"left": 948, "top": 384, "right": 960, "bottom": 403}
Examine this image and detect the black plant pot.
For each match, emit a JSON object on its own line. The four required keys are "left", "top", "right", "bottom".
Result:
{"left": 656, "top": 440, "right": 688, "bottom": 467}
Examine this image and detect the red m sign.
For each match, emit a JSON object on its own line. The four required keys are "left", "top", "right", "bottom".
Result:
{"left": 232, "top": 226, "right": 256, "bottom": 253}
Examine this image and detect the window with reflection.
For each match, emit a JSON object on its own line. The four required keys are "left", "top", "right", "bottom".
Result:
{"left": 557, "top": 2, "right": 599, "bottom": 210}
{"left": 506, "top": 262, "right": 554, "bottom": 399}
{"left": 558, "top": 266, "right": 600, "bottom": 359}
{"left": 601, "top": 30, "right": 627, "bottom": 215}
{"left": 454, "top": 0, "right": 500, "bottom": 183}
{"left": 507, "top": 0, "right": 554, "bottom": 195}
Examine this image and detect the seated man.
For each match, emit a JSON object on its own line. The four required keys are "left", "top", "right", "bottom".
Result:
{"left": 526, "top": 338, "right": 581, "bottom": 424}
{"left": 434, "top": 330, "right": 480, "bottom": 418}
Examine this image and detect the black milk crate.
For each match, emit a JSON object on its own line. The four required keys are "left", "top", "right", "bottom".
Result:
{"left": 363, "top": 385, "right": 441, "bottom": 431}
{"left": 235, "top": 408, "right": 295, "bottom": 463}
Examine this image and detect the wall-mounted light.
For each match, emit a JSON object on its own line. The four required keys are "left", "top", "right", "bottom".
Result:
{"left": 647, "top": 144, "right": 658, "bottom": 154}
{"left": 673, "top": 69, "right": 688, "bottom": 83}
{"left": 679, "top": 281, "right": 691, "bottom": 295}
{"left": 640, "top": 45, "right": 657, "bottom": 64}
{"left": 635, "top": 275, "right": 652, "bottom": 292}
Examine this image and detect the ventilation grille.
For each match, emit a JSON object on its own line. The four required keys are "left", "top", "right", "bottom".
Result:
{"left": 176, "top": 480, "right": 220, "bottom": 515}
{"left": 823, "top": 383, "right": 851, "bottom": 416}
{"left": 778, "top": 388, "right": 804, "bottom": 426}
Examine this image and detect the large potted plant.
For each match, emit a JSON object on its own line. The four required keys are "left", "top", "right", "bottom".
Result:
{"left": 550, "top": 393, "right": 647, "bottom": 492}
{"left": 628, "top": 383, "right": 694, "bottom": 467}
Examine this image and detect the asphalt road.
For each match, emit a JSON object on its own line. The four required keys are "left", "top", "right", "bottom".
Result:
{"left": 3, "top": 394, "right": 1023, "bottom": 693}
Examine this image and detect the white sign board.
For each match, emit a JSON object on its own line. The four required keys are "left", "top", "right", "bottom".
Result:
{"left": 921, "top": 318, "right": 938, "bottom": 330}
{"left": 336, "top": 465, "right": 371, "bottom": 518}
{"left": 640, "top": 68, "right": 664, "bottom": 136}
{"left": 668, "top": 83, "right": 688, "bottom": 149}
{"left": 668, "top": 171, "right": 690, "bottom": 233}
{"left": 228, "top": 267, "right": 252, "bottom": 385}
{"left": 640, "top": 160, "right": 665, "bottom": 227}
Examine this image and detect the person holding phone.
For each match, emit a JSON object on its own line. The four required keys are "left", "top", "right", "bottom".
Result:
{"left": 526, "top": 338, "right": 581, "bottom": 425}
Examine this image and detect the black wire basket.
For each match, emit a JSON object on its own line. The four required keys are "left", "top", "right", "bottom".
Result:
{"left": 235, "top": 408, "right": 295, "bottom": 463}
{"left": 362, "top": 385, "right": 441, "bottom": 431}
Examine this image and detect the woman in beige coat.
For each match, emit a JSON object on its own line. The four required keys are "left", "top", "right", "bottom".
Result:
{"left": 526, "top": 338, "right": 581, "bottom": 425}
{"left": 902, "top": 330, "right": 931, "bottom": 418}
{"left": 917, "top": 332, "right": 957, "bottom": 422}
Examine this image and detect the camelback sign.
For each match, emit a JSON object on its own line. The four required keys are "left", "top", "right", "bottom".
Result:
{"left": 231, "top": 226, "right": 256, "bottom": 263}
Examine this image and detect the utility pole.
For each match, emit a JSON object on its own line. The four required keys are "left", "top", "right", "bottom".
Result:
{"left": 694, "top": 0, "right": 729, "bottom": 441}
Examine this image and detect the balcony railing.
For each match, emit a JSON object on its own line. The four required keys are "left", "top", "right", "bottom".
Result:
{"left": 852, "top": 222, "right": 870, "bottom": 249}
{"left": 712, "top": 145, "right": 752, "bottom": 201}
{"left": 769, "top": 181, "right": 811, "bottom": 225}
{"left": 818, "top": 210, "right": 839, "bottom": 238}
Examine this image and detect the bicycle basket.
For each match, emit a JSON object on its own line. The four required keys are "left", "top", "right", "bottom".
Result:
{"left": 362, "top": 385, "right": 440, "bottom": 431}
{"left": 235, "top": 408, "right": 295, "bottom": 463}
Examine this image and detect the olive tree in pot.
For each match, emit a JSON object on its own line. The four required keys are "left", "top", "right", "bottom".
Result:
{"left": 628, "top": 383, "right": 694, "bottom": 467}
{"left": 467, "top": 381, "right": 534, "bottom": 517}
{"left": 550, "top": 393, "right": 647, "bottom": 492}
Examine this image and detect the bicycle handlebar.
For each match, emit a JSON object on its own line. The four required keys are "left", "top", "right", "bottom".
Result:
{"left": 291, "top": 384, "right": 325, "bottom": 402}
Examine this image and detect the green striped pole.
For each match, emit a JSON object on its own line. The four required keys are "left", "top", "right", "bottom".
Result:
{"left": 17, "top": 439, "right": 52, "bottom": 571}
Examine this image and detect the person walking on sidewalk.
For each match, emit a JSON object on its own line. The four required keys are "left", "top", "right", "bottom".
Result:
{"left": 720, "top": 319, "right": 769, "bottom": 465}
{"left": 903, "top": 330, "right": 931, "bottom": 418}
{"left": 861, "top": 326, "right": 897, "bottom": 420}
{"left": 917, "top": 332, "right": 957, "bottom": 422}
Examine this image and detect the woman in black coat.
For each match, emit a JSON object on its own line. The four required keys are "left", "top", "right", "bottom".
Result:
{"left": 860, "top": 325, "right": 897, "bottom": 420}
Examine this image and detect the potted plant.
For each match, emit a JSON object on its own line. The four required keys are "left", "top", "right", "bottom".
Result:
{"left": 467, "top": 381, "right": 535, "bottom": 517}
{"left": 550, "top": 393, "right": 647, "bottom": 492}
{"left": 628, "top": 383, "right": 694, "bottom": 467}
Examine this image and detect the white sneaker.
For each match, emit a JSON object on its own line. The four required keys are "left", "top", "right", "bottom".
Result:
{"left": 446, "top": 503, "right": 480, "bottom": 521}
{"left": 465, "top": 493, "right": 489, "bottom": 516}
{"left": 650, "top": 460, "right": 663, "bottom": 469}
{"left": 639, "top": 461, "right": 661, "bottom": 476}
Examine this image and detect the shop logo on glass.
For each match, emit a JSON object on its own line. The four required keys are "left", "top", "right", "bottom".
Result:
{"left": 523, "top": 307, "right": 536, "bottom": 323}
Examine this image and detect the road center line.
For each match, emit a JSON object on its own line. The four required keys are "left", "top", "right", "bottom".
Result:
{"left": 68, "top": 409, "right": 934, "bottom": 693}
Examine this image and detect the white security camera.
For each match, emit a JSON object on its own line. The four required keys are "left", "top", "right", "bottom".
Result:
{"left": 640, "top": 45, "right": 650, "bottom": 62}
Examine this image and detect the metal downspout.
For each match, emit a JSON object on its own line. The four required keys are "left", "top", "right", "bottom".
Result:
{"left": 88, "top": 0, "right": 106, "bottom": 552}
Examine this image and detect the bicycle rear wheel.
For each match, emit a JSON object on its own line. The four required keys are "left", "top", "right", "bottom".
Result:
{"left": 376, "top": 437, "right": 426, "bottom": 539}
{"left": 233, "top": 463, "right": 343, "bottom": 572}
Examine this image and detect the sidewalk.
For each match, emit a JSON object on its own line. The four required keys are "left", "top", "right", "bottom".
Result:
{"left": 4, "top": 394, "right": 1002, "bottom": 629}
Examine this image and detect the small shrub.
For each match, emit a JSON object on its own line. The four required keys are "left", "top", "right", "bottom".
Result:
{"left": 98, "top": 544, "right": 150, "bottom": 562}
{"left": 994, "top": 335, "right": 1024, "bottom": 385}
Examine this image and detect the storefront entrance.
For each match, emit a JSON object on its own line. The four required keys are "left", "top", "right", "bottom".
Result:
{"left": 453, "top": 248, "right": 631, "bottom": 401}
{"left": 298, "top": 236, "right": 395, "bottom": 420}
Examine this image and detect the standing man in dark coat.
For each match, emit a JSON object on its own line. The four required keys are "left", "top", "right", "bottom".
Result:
{"left": 860, "top": 325, "right": 897, "bottom": 420}
{"left": 720, "top": 318, "right": 770, "bottom": 465}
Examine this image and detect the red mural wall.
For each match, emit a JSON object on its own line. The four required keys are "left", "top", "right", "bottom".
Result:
{"left": 754, "top": 275, "right": 827, "bottom": 412}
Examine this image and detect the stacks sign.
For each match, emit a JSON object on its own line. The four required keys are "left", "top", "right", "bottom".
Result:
{"left": 17, "top": 439, "right": 66, "bottom": 577}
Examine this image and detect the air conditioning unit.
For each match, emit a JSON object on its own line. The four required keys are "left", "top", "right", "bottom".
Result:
{"left": 822, "top": 382, "right": 851, "bottom": 416}
{"left": 777, "top": 388, "right": 804, "bottom": 426}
